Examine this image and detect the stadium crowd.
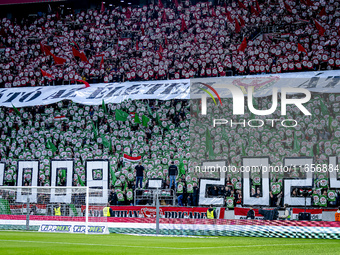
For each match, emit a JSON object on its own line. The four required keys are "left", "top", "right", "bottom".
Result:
{"left": 0, "top": 91, "right": 339, "bottom": 207}
{"left": 1, "top": 0, "right": 340, "bottom": 87}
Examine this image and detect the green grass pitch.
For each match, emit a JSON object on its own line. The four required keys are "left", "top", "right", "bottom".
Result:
{"left": 0, "top": 231, "right": 339, "bottom": 255}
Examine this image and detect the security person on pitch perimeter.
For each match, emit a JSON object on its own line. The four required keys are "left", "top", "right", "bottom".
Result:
{"left": 54, "top": 203, "right": 61, "bottom": 216}
{"left": 103, "top": 203, "right": 113, "bottom": 217}
{"left": 207, "top": 205, "right": 216, "bottom": 219}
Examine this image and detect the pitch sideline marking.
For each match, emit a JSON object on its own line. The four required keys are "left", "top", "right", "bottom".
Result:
{"left": 0, "top": 239, "right": 338, "bottom": 250}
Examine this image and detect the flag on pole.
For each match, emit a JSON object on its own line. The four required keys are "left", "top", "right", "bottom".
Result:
{"left": 77, "top": 174, "right": 85, "bottom": 186}
{"left": 319, "top": 98, "right": 329, "bottom": 115}
{"left": 134, "top": 114, "right": 141, "bottom": 124}
{"left": 180, "top": 17, "right": 187, "bottom": 31}
{"left": 101, "top": 134, "right": 110, "bottom": 148}
{"left": 256, "top": 0, "right": 261, "bottom": 13}
{"left": 40, "top": 68, "right": 52, "bottom": 78}
{"left": 297, "top": 43, "right": 307, "bottom": 54}
{"left": 110, "top": 165, "right": 117, "bottom": 186}
{"left": 235, "top": 19, "right": 241, "bottom": 33}
{"left": 237, "top": 37, "right": 247, "bottom": 52}
{"left": 47, "top": 139, "right": 57, "bottom": 152}
{"left": 314, "top": 20, "right": 326, "bottom": 36}
{"left": 293, "top": 132, "right": 300, "bottom": 152}
{"left": 238, "top": 14, "right": 245, "bottom": 27}
{"left": 100, "top": 56, "right": 104, "bottom": 68}
{"left": 72, "top": 46, "right": 81, "bottom": 58}
{"left": 102, "top": 99, "right": 107, "bottom": 114}
{"left": 142, "top": 115, "right": 150, "bottom": 127}
{"left": 319, "top": 7, "right": 326, "bottom": 16}
{"left": 242, "top": 143, "right": 246, "bottom": 156}
{"left": 158, "top": 0, "right": 164, "bottom": 9}
{"left": 284, "top": 2, "right": 292, "bottom": 13}
{"left": 92, "top": 122, "right": 98, "bottom": 139}
{"left": 79, "top": 52, "right": 88, "bottom": 63}
{"left": 52, "top": 54, "right": 67, "bottom": 65}
{"left": 179, "top": 156, "right": 185, "bottom": 176}
{"left": 205, "top": 129, "right": 214, "bottom": 158}
{"left": 101, "top": 1, "right": 105, "bottom": 13}
{"left": 11, "top": 104, "right": 20, "bottom": 116}
{"left": 238, "top": 1, "right": 247, "bottom": 10}
{"left": 115, "top": 109, "right": 129, "bottom": 121}
{"left": 305, "top": 0, "right": 314, "bottom": 6}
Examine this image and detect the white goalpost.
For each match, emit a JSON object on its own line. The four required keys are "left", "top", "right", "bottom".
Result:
{"left": 0, "top": 186, "right": 109, "bottom": 234}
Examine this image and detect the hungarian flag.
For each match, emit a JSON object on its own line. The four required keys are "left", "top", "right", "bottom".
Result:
{"left": 40, "top": 68, "right": 52, "bottom": 78}
{"left": 297, "top": 43, "right": 307, "bottom": 53}
{"left": 136, "top": 41, "right": 139, "bottom": 50}
{"left": 123, "top": 154, "right": 141, "bottom": 163}
{"left": 54, "top": 115, "right": 67, "bottom": 121}
{"left": 314, "top": 20, "right": 326, "bottom": 36}
{"left": 52, "top": 54, "right": 67, "bottom": 65}
{"left": 237, "top": 37, "right": 247, "bottom": 52}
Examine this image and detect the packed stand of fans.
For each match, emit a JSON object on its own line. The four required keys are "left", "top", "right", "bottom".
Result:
{"left": 0, "top": 99, "right": 191, "bottom": 205}
{"left": 191, "top": 92, "right": 340, "bottom": 208}
{"left": 1, "top": 0, "right": 340, "bottom": 88}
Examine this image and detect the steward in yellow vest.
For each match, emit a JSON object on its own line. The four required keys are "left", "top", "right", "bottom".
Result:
{"left": 103, "top": 203, "right": 112, "bottom": 217}
{"left": 207, "top": 206, "right": 216, "bottom": 219}
{"left": 54, "top": 204, "right": 61, "bottom": 216}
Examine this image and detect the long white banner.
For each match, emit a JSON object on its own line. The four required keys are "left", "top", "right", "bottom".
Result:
{"left": 1, "top": 70, "right": 340, "bottom": 108}
{"left": 191, "top": 70, "right": 340, "bottom": 99}
{"left": 0, "top": 79, "right": 190, "bottom": 107}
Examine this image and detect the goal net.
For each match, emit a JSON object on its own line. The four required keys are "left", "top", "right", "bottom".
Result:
{"left": 0, "top": 186, "right": 109, "bottom": 234}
